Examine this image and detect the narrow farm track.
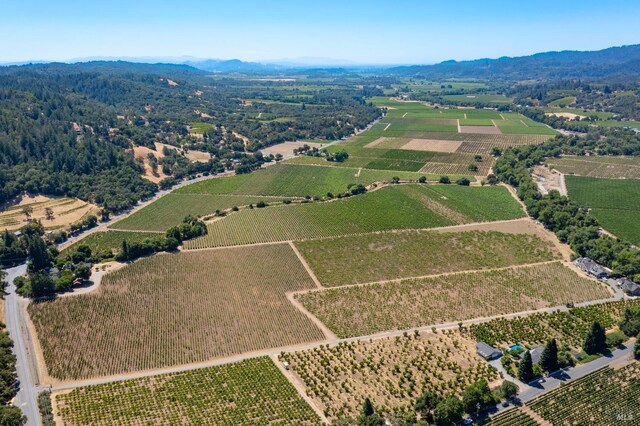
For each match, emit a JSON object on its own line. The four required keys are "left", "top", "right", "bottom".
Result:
{"left": 289, "top": 241, "right": 323, "bottom": 289}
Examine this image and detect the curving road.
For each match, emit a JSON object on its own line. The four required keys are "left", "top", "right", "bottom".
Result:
{"left": 4, "top": 264, "right": 41, "bottom": 426}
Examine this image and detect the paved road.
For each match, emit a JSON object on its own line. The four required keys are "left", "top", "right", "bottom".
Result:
{"left": 4, "top": 264, "right": 40, "bottom": 426}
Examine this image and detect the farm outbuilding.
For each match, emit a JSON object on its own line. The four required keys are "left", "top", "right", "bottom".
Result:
{"left": 476, "top": 342, "right": 502, "bottom": 360}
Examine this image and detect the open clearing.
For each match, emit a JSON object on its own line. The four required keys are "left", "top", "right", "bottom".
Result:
{"left": 565, "top": 175, "right": 640, "bottom": 245}
{"left": 297, "top": 262, "right": 612, "bottom": 337}
{"left": 0, "top": 194, "right": 98, "bottom": 231}
{"left": 260, "top": 141, "right": 323, "bottom": 158}
{"left": 296, "top": 229, "right": 559, "bottom": 287}
{"left": 54, "top": 357, "right": 321, "bottom": 425}
{"left": 184, "top": 184, "right": 525, "bottom": 249}
{"left": 28, "top": 244, "right": 325, "bottom": 381}
{"left": 548, "top": 155, "right": 640, "bottom": 179}
{"left": 281, "top": 331, "right": 500, "bottom": 418}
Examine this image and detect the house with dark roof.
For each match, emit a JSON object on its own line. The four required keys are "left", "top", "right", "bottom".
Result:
{"left": 575, "top": 257, "right": 608, "bottom": 279}
{"left": 476, "top": 342, "right": 502, "bottom": 360}
{"left": 619, "top": 278, "right": 640, "bottom": 297}
{"left": 521, "top": 346, "right": 545, "bottom": 364}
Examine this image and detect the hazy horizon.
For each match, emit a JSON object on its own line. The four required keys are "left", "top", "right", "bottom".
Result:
{"left": 2, "top": 0, "right": 640, "bottom": 65}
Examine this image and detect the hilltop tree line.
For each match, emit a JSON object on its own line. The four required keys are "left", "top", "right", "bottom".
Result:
{"left": 0, "top": 62, "right": 381, "bottom": 214}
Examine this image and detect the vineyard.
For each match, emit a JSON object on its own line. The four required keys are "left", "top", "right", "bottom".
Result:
{"left": 548, "top": 155, "right": 640, "bottom": 179}
{"left": 28, "top": 244, "right": 325, "bottom": 380}
{"left": 55, "top": 357, "right": 321, "bottom": 425}
{"left": 184, "top": 185, "right": 524, "bottom": 250}
{"left": 60, "top": 230, "right": 163, "bottom": 258}
{"left": 296, "top": 230, "right": 559, "bottom": 287}
{"left": 463, "top": 299, "right": 640, "bottom": 348}
{"left": 565, "top": 175, "right": 640, "bottom": 245}
{"left": 280, "top": 331, "right": 500, "bottom": 419}
{"left": 528, "top": 362, "right": 640, "bottom": 425}
{"left": 484, "top": 408, "right": 540, "bottom": 426}
{"left": 297, "top": 262, "right": 612, "bottom": 337}
{"left": 110, "top": 193, "right": 288, "bottom": 231}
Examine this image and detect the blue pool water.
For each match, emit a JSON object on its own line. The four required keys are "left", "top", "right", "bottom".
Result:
{"left": 509, "top": 343, "right": 525, "bottom": 351}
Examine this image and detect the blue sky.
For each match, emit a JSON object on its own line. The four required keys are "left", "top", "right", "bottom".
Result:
{"left": 2, "top": 0, "right": 639, "bottom": 64}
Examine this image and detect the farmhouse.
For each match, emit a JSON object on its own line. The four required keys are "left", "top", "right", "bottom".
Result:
{"left": 575, "top": 257, "right": 608, "bottom": 279}
{"left": 619, "top": 278, "right": 640, "bottom": 297}
{"left": 521, "top": 346, "right": 545, "bottom": 364}
{"left": 476, "top": 342, "right": 501, "bottom": 360}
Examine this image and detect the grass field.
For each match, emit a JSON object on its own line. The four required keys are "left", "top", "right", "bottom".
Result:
{"left": 55, "top": 357, "right": 321, "bottom": 425}
{"left": 183, "top": 184, "right": 525, "bottom": 249}
{"left": 60, "top": 231, "right": 162, "bottom": 259}
{"left": 281, "top": 331, "right": 499, "bottom": 418}
{"left": 110, "top": 193, "right": 288, "bottom": 232}
{"left": 297, "top": 262, "right": 611, "bottom": 337}
{"left": 29, "top": 244, "right": 324, "bottom": 380}
{"left": 548, "top": 155, "right": 640, "bottom": 179}
{"left": 565, "top": 175, "right": 640, "bottom": 244}
{"left": 296, "top": 230, "right": 558, "bottom": 287}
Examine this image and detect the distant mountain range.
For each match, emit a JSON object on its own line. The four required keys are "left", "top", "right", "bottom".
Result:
{"left": 3, "top": 44, "right": 640, "bottom": 79}
{"left": 389, "top": 44, "right": 640, "bottom": 80}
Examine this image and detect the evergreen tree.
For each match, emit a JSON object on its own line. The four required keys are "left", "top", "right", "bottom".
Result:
{"left": 634, "top": 340, "right": 640, "bottom": 360}
{"left": 583, "top": 321, "right": 606, "bottom": 355}
{"left": 27, "top": 235, "right": 50, "bottom": 272}
{"left": 120, "top": 240, "right": 130, "bottom": 262}
{"left": 361, "top": 398, "right": 374, "bottom": 417}
{"left": 518, "top": 351, "right": 534, "bottom": 383}
{"left": 539, "top": 339, "right": 559, "bottom": 373}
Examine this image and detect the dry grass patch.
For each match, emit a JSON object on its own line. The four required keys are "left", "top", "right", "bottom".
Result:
{"left": 28, "top": 244, "right": 325, "bottom": 381}
{"left": 297, "top": 262, "right": 612, "bottom": 337}
{"left": 281, "top": 331, "right": 500, "bottom": 418}
{"left": 0, "top": 194, "right": 98, "bottom": 231}
{"left": 261, "top": 141, "right": 323, "bottom": 157}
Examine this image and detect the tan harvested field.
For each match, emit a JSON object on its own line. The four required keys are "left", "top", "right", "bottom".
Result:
{"left": 0, "top": 194, "right": 98, "bottom": 231}
{"left": 401, "top": 138, "right": 463, "bottom": 152}
{"left": 459, "top": 125, "right": 502, "bottom": 134}
{"left": 296, "top": 230, "right": 560, "bottom": 287}
{"left": 281, "top": 330, "right": 500, "bottom": 418}
{"left": 28, "top": 244, "right": 325, "bottom": 381}
{"left": 297, "top": 262, "right": 612, "bottom": 338}
{"left": 261, "top": 141, "right": 323, "bottom": 157}
{"left": 547, "top": 155, "right": 640, "bottom": 179}
{"left": 545, "top": 112, "right": 584, "bottom": 120}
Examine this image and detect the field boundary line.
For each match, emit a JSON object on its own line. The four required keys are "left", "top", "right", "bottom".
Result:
{"left": 285, "top": 292, "right": 338, "bottom": 340}
{"left": 291, "top": 260, "right": 565, "bottom": 293}
{"left": 500, "top": 113, "right": 506, "bottom": 120}
{"left": 288, "top": 241, "right": 323, "bottom": 289}
{"left": 270, "top": 354, "right": 330, "bottom": 424}
{"left": 383, "top": 123, "right": 391, "bottom": 131}
{"left": 402, "top": 112, "right": 407, "bottom": 118}
{"left": 520, "top": 119, "right": 530, "bottom": 127}
{"left": 457, "top": 119, "right": 461, "bottom": 133}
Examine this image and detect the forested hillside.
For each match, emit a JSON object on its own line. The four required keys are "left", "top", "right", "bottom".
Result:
{"left": 0, "top": 62, "right": 381, "bottom": 213}
{"left": 391, "top": 44, "right": 640, "bottom": 80}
